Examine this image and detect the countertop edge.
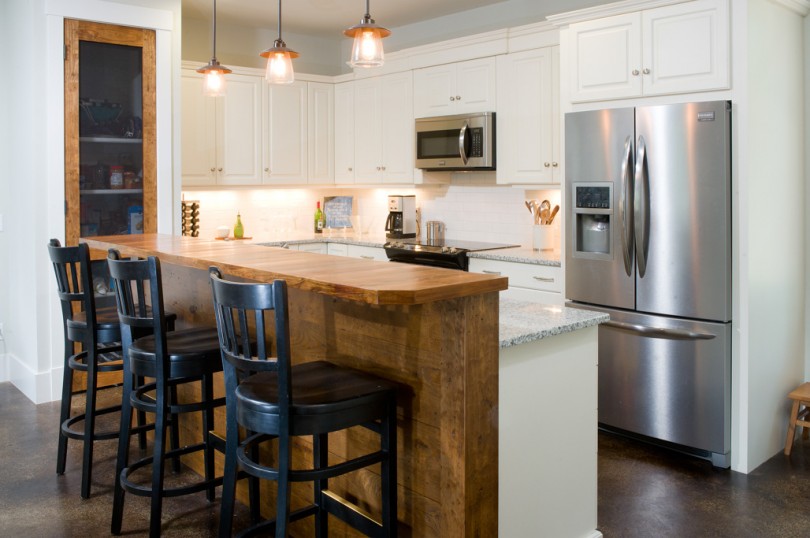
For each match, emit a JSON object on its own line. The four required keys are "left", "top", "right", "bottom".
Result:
{"left": 499, "top": 299, "right": 609, "bottom": 349}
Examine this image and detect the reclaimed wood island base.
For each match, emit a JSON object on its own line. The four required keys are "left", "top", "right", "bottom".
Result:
{"left": 84, "top": 234, "right": 508, "bottom": 537}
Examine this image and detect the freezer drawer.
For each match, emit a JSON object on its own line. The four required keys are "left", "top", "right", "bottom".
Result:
{"left": 575, "top": 305, "right": 730, "bottom": 457}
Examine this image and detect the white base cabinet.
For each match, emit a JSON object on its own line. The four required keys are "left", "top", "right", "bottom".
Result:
{"left": 469, "top": 258, "right": 563, "bottom": 305}
{"left": 496, "top": 46, "right": 560, "bottom": 185}
{"left": 568, "top": 0, "right": 730, "bottom": 102}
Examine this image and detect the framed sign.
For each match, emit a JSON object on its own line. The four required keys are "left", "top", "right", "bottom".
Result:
{"left": 323, "top": 196, "right": 353, "bottom": 228}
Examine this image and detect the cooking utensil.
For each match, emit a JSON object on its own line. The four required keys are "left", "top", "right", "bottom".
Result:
{"left": 547, "top": 205, "right": 560, "bottom": 224}
{"left": 539, "top": 200, "right": 551, "bottom": 225}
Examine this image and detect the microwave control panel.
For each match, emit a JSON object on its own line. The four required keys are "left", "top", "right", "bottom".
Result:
{"left": 469, "top": 127, "right": 484, "bottom": 158}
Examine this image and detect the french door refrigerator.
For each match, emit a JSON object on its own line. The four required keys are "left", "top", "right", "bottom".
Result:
{"left": 565, "top": 101, "right": 731, "bottom": 467}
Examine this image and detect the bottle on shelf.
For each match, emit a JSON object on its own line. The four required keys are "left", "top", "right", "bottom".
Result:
{"left": 314, "top": 201, "right": 324, "bottom": 234}
{"left": 234, "top": 212, "right": 244, "bottom": 239}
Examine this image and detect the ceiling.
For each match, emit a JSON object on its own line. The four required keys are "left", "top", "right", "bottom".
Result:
{"left": 182, "top": 0, "right": 522, "bottom": 38}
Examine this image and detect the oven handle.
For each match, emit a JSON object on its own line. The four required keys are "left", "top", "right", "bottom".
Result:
{"left": 458, "top": 122, "right": 469, "bottom": 165}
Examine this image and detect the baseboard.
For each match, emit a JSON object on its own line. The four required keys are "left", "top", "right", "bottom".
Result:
{"left": 6, "top": 352, "right": 60, "bottom": 404}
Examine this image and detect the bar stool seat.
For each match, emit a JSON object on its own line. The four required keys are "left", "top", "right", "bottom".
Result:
{"left": 107, "top": 251, "right": 224, "bottom": 538}
{"left": 210, "top": 268, "right": 398, "bottom": 538}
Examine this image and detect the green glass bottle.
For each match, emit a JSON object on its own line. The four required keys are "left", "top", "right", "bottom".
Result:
{"left": 314, "top": 201, "right": 324, "bottom": 233}
{"left": 233, "top": 212, "right": 244, "bottom": 239}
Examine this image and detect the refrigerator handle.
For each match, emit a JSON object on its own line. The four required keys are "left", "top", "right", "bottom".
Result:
{"left": 620, "top": 136, "right": 634, "bottom": 277}
{"left": 634, "top": 135, "right": 650, "bottom": 278}
{"left": 604, "top": 320, "right": 717, "bottom": 341}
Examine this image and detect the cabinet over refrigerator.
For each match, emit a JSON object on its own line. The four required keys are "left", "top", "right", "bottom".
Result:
{"left": 565, "top": 101, "right": 732, "bottom": 467}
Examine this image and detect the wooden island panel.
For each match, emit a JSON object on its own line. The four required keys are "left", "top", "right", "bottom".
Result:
{"left": 83, "top": 234, "right": 505, "bottom": 537}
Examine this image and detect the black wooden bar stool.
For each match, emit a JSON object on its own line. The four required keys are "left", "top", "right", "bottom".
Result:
{"left": 209, "top": 267, "right": 398, "bottom": 538}
{"left": 107, "top": 251, "right": 224, "bottom": 537}
{"left": 48, "top": 239, "right": 124, "bottom": 499}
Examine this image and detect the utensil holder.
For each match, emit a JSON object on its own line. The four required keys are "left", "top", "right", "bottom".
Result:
{"left": 533, "top": 225, "right": 554, "bottom": 251}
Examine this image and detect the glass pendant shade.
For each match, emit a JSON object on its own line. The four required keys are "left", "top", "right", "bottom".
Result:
{"left": 261, "top": 41, "right": 297, "bottom": 84}
{"left": 198, "top": 61, "right": 231, "bottom": 96}
{"left": 344, "top": 1, "right": 390, "bottom": 68}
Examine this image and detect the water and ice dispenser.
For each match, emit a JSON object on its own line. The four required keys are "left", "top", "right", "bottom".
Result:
{"left": 572, "top": 183, "right": 612, "bottom": 259}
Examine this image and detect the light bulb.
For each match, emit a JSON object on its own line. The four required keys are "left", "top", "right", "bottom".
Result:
{"left": 266, "top": 51, "right": 294, "bottom": 84}
{"left": 203, "top": 71, "right": 225, "bottom": 97}
{"left": 350, "top": 28, "right": 384, "bottom": 68}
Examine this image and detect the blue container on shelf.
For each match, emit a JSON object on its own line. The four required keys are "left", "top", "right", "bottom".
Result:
{"left": 128, "top": 205, "right": 144, "bottom": 234}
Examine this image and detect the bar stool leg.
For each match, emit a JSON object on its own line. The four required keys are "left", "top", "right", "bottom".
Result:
{"left": 149, "top": 381, "right": 169, "bottom": 538}
{"left": 382, "top": 396, "right": 398, "bottom": 538}
{"left": 56, "top": 342, "right": 74, "bottom": 476}
{"left": 81, "top": 347, "right": 99, "bottom": 499}
{"left": 218, "top": 401, "right": 239, "bottom": 538}
{"left": 785, "top": 400, "right": 801, "bottom": 456}
{"left": 169, "top": 384, "right": 182, "bottom": 474}
{"left": 111, "top": 367, "right": 135, "bottom": 535}
{"left": 277, "top": 434, "right": 292, "bottom": 537}
{"left": 314, "top": 432, "right": 328, "bottom": 538}
{"left": 202, "top": 373, "right": 216, "bottom": 502}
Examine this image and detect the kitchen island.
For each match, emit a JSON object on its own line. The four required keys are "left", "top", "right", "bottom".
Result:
{"left": 83, "top": 234, "right": 604, "bottom": 537}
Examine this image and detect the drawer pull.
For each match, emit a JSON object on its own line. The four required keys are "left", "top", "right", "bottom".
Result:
{"left": 482, "top": 270, "right": 502, "bottom": 275}
{"left": 360, "top": 255, "right": 374, "bottom": 260}
{"left": 533, "top": 276, "right": 555, "bottom": 283}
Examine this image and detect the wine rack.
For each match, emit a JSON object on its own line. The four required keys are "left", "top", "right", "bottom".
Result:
{"left": 181, "top": 200, "right": 200, "bottom": 237}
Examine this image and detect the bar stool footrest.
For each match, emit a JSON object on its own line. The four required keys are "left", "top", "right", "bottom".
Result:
{"left": 120, "top": 441, "right": 223, "bottom": 498}
{"left": 61, "top": 404, "right": 122, "bottom": 441}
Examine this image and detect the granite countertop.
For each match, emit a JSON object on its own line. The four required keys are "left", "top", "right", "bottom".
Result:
{"left": 499, "top": 298, "right": 608, "bottom": 349}
{"left": 257, "top": 233, "right": 387, "bottom": 248}
{"left": 470, "top": 246, "right": 561, "bottom": 267}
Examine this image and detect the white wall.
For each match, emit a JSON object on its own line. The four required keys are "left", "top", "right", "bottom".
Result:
{"left": 739, "top": 0, "right": 806, "bottom": 472}
{"left": 0, "top": 0, "right": 181, "bottom": 404}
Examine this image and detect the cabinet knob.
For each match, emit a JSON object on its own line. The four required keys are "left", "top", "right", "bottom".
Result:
{"left": 376, "top": 166, "right": 381, "bottom": 171}
{"left": 382, "top": 166, "right": 386, "bottom": 171}
{"left": 348, "top": 167, "right": 353, "bottom": 172}
{"left": 544, "top": 162, "right": 550, "bottom": 168}
{"left": 552, "top": 162, "right": 558, "bottom": 167}
{"left": 264, "top": 167, "right": 270, "bottom": 172}
{"left": 449, "top": 96, "right": 455, "bottom": 101}
{"left": 210, "top": 167, "right": 216, "bottom": 172}
{"left": 218, "top": 168, "right": 223, "bottom": 172}
{"left": 632, "top": 69, "right": 640, "bottom": 76}
{"left": 643, "top": 68, "right": 650, "bottom": 75}
{"left": 456, "top": 95, "right": 461, "bottom": 100}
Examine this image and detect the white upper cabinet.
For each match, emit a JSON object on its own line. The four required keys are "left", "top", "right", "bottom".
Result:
{"left": 334, "top": 82, "right": 355, "bottom": 184}
{"left": 568, "top": 0, "right": 729, "bottom": 102}
{"left": 354, "top": 72, "right": 414, "bottom": 184}
{"left": 181, "top": 71, "right": 262, "bottom": 185}
{"left": 496, "top": 46, "right": 560, "bottom": 185}
{"left": 263, "top": 80, "right": 308, "bottom": 184}
{"left": 307, "top": 82, "right": 334, "bottom": 184}
{"left": 413, "top": 57, "right": 497, "bottom": 118}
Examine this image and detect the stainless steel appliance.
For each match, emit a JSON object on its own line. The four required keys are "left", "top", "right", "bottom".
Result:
{"left": 384, "top": 239, "right": 517, "bottom": 271}
{"left": 565, "top": 101, "right": 732, "bottom": 467}
{"left": 415, "top": 112, "right": 495, "bottom": 170}
{"left": 385, "top": 195, "right": 417, "bottom": 239}
{"left": 425, "top": 221, "right": 445, "bottom": 245}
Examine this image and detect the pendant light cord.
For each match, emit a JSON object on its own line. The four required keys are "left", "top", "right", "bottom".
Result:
{"left": 211, "top": 0, "right": 217, "bottom": 61}
{"left": 277, "top": 0, "right": 283, "bottom": 42}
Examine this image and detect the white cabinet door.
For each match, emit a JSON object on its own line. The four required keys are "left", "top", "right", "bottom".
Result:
{"left": 263, "top": 81, "right": 308, "bottom": 184}
{"left": 413, "top": 64, "right": 455, "bottom": 118}
{"left": 353, "top": 78, "right": 383, "bottom": 183}
{"left": 569, "top": 0, "right": 729, "bottom": 102}
{"left": 469, "top": 258, "right": 563, "bottom": 305}
{"left": 379, "top": 71, "right": 414, "bottom": 183}
{"left": 496, "top": 47, "right": 559, "bottom": 185}
{"left": 334, "top": 82, "right": 355, "bottom": 183}
{"left": 569, "top": 12, "right": 643, "bottom": 102}
{"left": 326, "top": 243, "right": 348, "bottom": 256}
{"left": 347, "top": 244, "right": 387, "bottom": 261}
{"left": 307, "top": 82, "right": 334, "bottom": 184}
{"left": 354, "top": 72, "right": 413, "bottom": 184}
{"left": 454, "top": 57, "right": 497, "bottom": 114}
{"left": 181, "top": 72, "right": 217, "bottom": 186}
{"left": 413, "top": 57, "right": 497, "bottom": 118}
{"left": 642, "top": 0, "right": 729, "bottom": 96}
{"left": 219, "top": 74, "right": 262, "bottom": 185}
{"left": 181, "top": 71, "right": 261, "bottom": 186}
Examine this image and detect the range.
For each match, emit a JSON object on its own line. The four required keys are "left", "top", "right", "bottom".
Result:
{"left": 384, "top": 239, "right": 518, "bottom": 271}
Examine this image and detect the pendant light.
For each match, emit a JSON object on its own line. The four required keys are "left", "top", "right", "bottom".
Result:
{"left": 344, "top": 0, "right": 390, "bottom": 68}
{"left": 197, "top": 0, "right": 231, "bottom": 96}
{"left": 260, "top": 0, "right": 298, "bottom": 84}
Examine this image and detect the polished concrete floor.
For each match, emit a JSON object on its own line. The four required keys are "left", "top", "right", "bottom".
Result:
{"left": 3, "top": 380, "right": 810, "bottom": 536}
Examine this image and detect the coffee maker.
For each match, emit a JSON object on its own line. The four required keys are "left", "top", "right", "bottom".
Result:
{"left": 385, "top": 195, "right": 417, "bottom": 239}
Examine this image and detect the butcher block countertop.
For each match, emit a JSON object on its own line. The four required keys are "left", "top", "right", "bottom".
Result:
{"left": 83, "top": 233, "right": 508, "bottom": 306}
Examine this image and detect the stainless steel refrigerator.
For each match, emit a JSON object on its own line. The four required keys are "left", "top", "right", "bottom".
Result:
{"left": 565, "top": 101, "right": 731, "bottom": 467}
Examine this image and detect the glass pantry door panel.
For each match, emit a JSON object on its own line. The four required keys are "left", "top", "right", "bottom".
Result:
{"left": 64, "top": 20, "right": 156, "bottom": 247}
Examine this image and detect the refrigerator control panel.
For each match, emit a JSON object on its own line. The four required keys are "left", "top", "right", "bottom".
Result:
{"left": 575, "top": 186, "right": 611, "bottom": 209}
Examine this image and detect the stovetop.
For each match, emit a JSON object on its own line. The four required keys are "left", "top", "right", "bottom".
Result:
{"left": 384, "top": 239, "right": 519, "bottom": 254}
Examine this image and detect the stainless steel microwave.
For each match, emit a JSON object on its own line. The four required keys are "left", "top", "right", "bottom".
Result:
{"left": 415, "top": 112, "right": 495, "bottom": 171}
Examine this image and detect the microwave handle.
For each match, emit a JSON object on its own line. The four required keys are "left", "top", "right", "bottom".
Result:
{"left": 458, "top": 122, "right": 469, "bottom": 165}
